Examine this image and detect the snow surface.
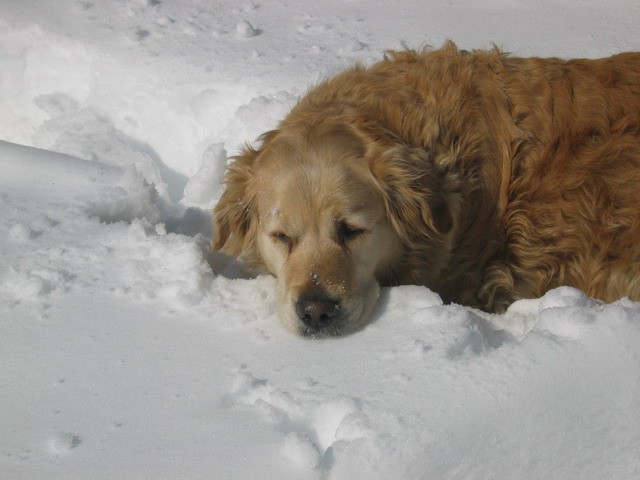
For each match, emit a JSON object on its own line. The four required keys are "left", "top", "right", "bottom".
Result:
{"left": 1, "top": 1, "right": 640, "bottom": 479}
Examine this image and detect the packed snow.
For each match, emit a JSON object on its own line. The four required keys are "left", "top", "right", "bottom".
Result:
{"left": 1, "top": 1, "right": 640, "bottom": 479}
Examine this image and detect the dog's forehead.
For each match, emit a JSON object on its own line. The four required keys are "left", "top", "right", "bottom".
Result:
{"left": 261, "top": 162, "right": 375, "bottom": 212}
{"left": 254, "top": 134, "right": 381, "bottom": 225}
{"left": 262, "top": 124, "right": 366, "bottom": 164}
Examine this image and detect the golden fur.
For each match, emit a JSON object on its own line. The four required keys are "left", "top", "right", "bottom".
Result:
{"left": 213, "top": 42, "right": 640, "bottom": 336}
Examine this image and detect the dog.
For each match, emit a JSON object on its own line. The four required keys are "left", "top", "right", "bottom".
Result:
{"left": 212, "top": 42, "right": 640, "bottom": 336}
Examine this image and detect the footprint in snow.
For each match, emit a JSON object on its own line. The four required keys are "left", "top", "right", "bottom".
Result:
{"left": 222, "top": 370, "right": 372, "bottom": 471}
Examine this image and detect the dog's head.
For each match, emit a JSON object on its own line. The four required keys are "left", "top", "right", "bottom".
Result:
{"left": 213, "top": 120, "right": 459, "bottom": 336}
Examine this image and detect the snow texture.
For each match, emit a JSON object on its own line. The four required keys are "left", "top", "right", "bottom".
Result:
{"left": 1, "top": 1, "right": 640, "bottom": 479}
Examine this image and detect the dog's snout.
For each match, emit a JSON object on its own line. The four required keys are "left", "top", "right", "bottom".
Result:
{"left": 296, "top": 293, "right": 340, "bottom": 328}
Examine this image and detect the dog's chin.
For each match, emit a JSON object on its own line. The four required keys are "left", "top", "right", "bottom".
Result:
{"left": 298, "top": 320, "right": 350, "bottom": 338}
{"left": 277, "top": 282, "right": 381, "bottom": 338}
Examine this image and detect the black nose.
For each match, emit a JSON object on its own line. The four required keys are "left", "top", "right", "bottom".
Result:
{"left": 296, "top": 293, "right": 340, "bottom": 328}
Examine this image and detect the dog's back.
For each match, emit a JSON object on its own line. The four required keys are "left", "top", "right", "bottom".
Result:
{"left": 339, "top": 46, "right": 640, "bottom": 310}
{"left": 494, "top": 52, "right": 640, "bottom": 306}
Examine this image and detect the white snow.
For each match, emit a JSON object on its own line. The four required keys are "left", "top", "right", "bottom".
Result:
{"left": 1, "top": 1, "right": 640, "bottom": 479}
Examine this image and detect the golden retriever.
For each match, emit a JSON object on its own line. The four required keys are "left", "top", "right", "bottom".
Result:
{"left": 213, "top": 42, "right": 640, "bottom": 336}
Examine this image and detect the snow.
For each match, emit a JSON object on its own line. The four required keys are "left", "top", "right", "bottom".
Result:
{"left": 1, "top": 0, "right": 640, "bottom": 478}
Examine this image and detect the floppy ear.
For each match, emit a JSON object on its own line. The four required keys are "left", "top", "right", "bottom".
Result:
{"left": 368, "top": 145, "right": 460, "bottom": 242}
{"left": 212, "top": 145, "right": 260, "bottom": 260}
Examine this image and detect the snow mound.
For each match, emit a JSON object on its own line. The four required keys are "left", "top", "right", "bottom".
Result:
{"left": 0, "top": 140, "right": 211, "bottom": 309}
{"left": 236, "top": 20, "right": 260, "bottom": 39}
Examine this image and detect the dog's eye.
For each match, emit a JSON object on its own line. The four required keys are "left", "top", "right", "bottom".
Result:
{"left": 338, "top": 221, "right": 366, "bottom": 243}
{"left": 271, "top": 232, "right": 292, "bottom": 245}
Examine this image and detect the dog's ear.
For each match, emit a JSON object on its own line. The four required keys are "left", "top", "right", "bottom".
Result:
{"left": 368, "top": 145, "right": 460, "bottom": 241}
{"left": 212, "top": 145, "right": 260, "bottom": 259}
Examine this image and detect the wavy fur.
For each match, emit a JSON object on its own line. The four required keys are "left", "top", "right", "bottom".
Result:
{"left": 213, "top": 42, "right": 640, "bottom": 331}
